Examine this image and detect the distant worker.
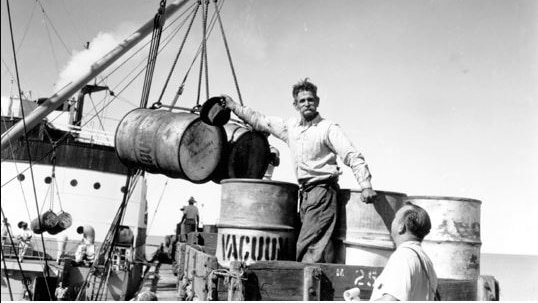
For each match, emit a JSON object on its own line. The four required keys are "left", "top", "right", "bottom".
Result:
{"left": 180, "top": 197, "right": 199, "bottom": 236}
{"left": 370, "top": 202, "right": 439, "bottom": 301}
{"left": 221, "top": 78, "right": 377, "bottom": 263}
{"left": 1, "top": 217, "right": 12, "bottom": 243}
{"left": 263, "top": 145, "right": 280, "bottom": 180}
{"left": 17, "top": 221, "right": 33, "bottom": 262}
{"left": 75, "top": 225, "right": 96, "bottom": 266}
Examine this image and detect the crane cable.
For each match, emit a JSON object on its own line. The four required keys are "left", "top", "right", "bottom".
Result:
{"left": 5, "top": 1, "right": 52, "bottom": 297}
{"left": 213, "top": 0, "right": 244, "bottom": 105}
{"left": 140, "top": 0, "right": 167, "bottom": 109}
{"left": 156, "top": 1, "right": 201, "bottom": 106}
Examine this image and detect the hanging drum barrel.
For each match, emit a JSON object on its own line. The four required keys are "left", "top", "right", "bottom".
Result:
{"left": 406, "top": 196, "right": 482, "bottom": 280}
{"left": 47, "top": 211, "right": 72, "bottom": 235}
{"left": 335, "top": 189, "right": 407, "bottom": 266}
{"left": 212, "top": 123, "right": 270, "bottom": 183}
{"left": 115, "top": 109, "right": 226, "bottom": 183}
{"left": 30, "top": 210, "right": 59, "bottom": 234}
{"left": 216, "top": 179, "right": 299, "bottom": 267}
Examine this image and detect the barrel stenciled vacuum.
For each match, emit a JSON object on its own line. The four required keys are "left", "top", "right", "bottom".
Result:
{"left": 216, "top": 179, "right": 299, "bottom": 267}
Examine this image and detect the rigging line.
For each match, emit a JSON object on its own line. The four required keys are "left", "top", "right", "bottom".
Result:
{"left": 0, "top": 207, "right": 33, "bottom": 299}
{"left": 15, "top": 0, "right": 38, "bottom": 54}
{"left": 35, "top": 0, "right": 71, "bottom": 54}
{"left": 87, "top": 94, "right": 107, "bottom": 133}
{"left": 96, "top": 1, "right": 197, "bottom": 86}
{"left": 77, "top": 170, "right": 139, "bottom": 301}
{"left": 1, "top": 56, "right": 16, "bottom": 79}
{"left": 170, "top": 0, "right": 223, "bottom": 108}
{"left": 6, "top": 0, "right": 52, "bottom": 286}
{"left": 202, "top": 0, "right": 210, "bottom": 101}
{"left": 58, "top": 0, "right": 85, "bottom": 44}
{"left": 40, "top": 6, "right": 61, "bottom": 73}
{"left": 0, "top": 5, "right": 194, "bottom": 189}
{"left": 156, "top": 1, "right": 200, "bottom": 105}
{"left": 147, "top": 179, "right": 168, "bottom": 234}
{"left": 0, "top": 122, "right": 35, "bottom": 222}
{"left": 0, "top": 249, "right": 14, "bottom": 300}
{"left": 140, "top": 0, "right": 166, "bottom": 108}
{"left": 213, "top": 0, "right": 243, "bottom": 105}
{"left": 195, "top": 0, "right": 207, "bottom": 106}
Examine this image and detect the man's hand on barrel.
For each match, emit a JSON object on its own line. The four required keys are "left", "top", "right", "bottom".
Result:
{"left": 360, "top": 188, "right": 377, "bottom": 204}
{"left": 220, "top": 94, "right": 235, "bottom": 109}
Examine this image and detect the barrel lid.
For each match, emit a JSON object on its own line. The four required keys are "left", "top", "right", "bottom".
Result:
{"left": 200, "top": 97, "right": 231, "bottom": 126}
{"left": 407, "top": 196, "right": 482, "bottom": 204}
{"left": 221, "top": 178, "right": 299, "bottom": 188}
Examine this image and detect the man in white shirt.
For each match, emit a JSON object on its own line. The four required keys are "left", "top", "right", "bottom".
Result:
{"left": 221, "top": 78, "right": 377, "bottom": 263}
{"left": 370, "top": 203, "right": 439, "bottom": 301}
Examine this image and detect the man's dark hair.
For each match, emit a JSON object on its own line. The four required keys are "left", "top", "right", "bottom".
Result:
{"left": 292, "top": 78, "right": 318, "bottom": 99}
{"left": 401, "top": 202, "right": 432, "bottom": 240}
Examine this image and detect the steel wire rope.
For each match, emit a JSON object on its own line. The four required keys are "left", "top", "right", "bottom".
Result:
{"left": 213, "top": 0, "right": 243, "bottom": 105}
{"left": 140, "top": 0, "right": 167, "bottom": 109}
{"left": 36, "top": 0, "right": 71, "bottom": 54}
{"left": 5, "top": 1, "right": 52, "bottom": 296}
{"left": 14, "top": 0, "right": 38, "bottom": 53}
{"left": 202, "top": 0, "right": 210, "bottom": 101}
{"left": 0, "top": 207, "right": 33, "bottom": 299}
{"left": 146, "top": 180, "right": 168, "bottom": 234}
{"left": 37, "top": 0, "right": 61, "bottom": 74}
{"left": 0, "top": 4, "right": 194, "bottom": 188}
{"left": 0, "top": 2, "right": 216, "bottom": 190}
{"left": 169, "top": 0, "right": 224, "bottom": 109}
{"left": 1, "top": 248, "right": 14, "bottom": 300}
{"left": 156, "top": 1, "right": 201, "bottom": 105}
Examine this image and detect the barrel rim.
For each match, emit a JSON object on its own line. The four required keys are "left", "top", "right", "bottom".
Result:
{"left": 340, "top": 188, "right": 407, "bottom": 196}
{"left": 216, "top": 223, "right": 295, "bottom": 232}
{"left": 343, "top": 239, "right": 395, "bottom": 250}
{"left": 178, "top": 117, "right": 226, "bottom": 183}
{"left": 221, "top": 178, "right": 299, "bottom": 188}
{"left": 407, "top": 195, "right": 482, "bottom": 204}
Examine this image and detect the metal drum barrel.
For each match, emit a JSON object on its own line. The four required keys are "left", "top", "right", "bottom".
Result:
{"left": 407, "top": 196, "right": 481, "bottom": 280}
{"left": 48, "top": 211, "right": 72, "bottom": 235}
{"left": 30, "top": 210, "right": 59, "bottom": 234}
{"left": 216, "top": 179, "right": 299, "bottom": 267}
{"left": 335, "top": 190, "right": 407, "bottom": 266}
{"left": 115, "top": 109, "right": 226, "bottom": 183}
{"left": 212, "top": 123, "right": 270, "bottom": 183}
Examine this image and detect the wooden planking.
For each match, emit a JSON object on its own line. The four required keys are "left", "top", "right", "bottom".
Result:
{"left": 154, "top": 264, "right": 180, "bottom": 301}
{"left": 243, "top": 261, "right": 382, "bottom": 301}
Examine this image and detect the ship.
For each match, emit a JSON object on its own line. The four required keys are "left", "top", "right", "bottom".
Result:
{"left": 1, "top": 0, "right": 501, "bottom": 301}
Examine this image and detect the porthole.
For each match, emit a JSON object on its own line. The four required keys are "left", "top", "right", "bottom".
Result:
{"left": 70, "top": 179, "right": 78, "bottom": 187}
{"left": 44, "top": 176, "right": 52, "bottom": 184}
{"left": 93, "top": 182, "right": 101, "bottom": 190}
{"left": 17, "top": 174, "right": 25, "bottom": 181}
{"left": 120, "top": 186, "right": 127, "bottom": 193}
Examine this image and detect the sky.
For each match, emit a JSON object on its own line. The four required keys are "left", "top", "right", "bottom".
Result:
{"left": 1, "top": 0, "right": 537, "bottom": 256}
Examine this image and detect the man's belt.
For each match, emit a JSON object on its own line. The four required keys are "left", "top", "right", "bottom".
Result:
{"left": 299, "top": 177, "right": 339, "bottom": 192}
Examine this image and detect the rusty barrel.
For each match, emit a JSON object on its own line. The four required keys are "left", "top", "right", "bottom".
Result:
{"left": 216, "top": 179, "right": 299, "bottom": 267}
{"left": 115, "top": 109, "right": 226, "bottom": 183}
{"left": 212, "top": 123, "right": 270, "bottom": 183}
{"left": 30, "top": 210, "right": 59, "bottom": 234}
{"left": 407, "top": 196, "right": 481, "bottom": 280}
{"left": 335, "top": 189, "right": 407, "bottom": 266}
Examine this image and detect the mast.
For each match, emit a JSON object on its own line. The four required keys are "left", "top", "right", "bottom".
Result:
{"left": 0, "top": 0, "right": 190, "bottom": 151}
